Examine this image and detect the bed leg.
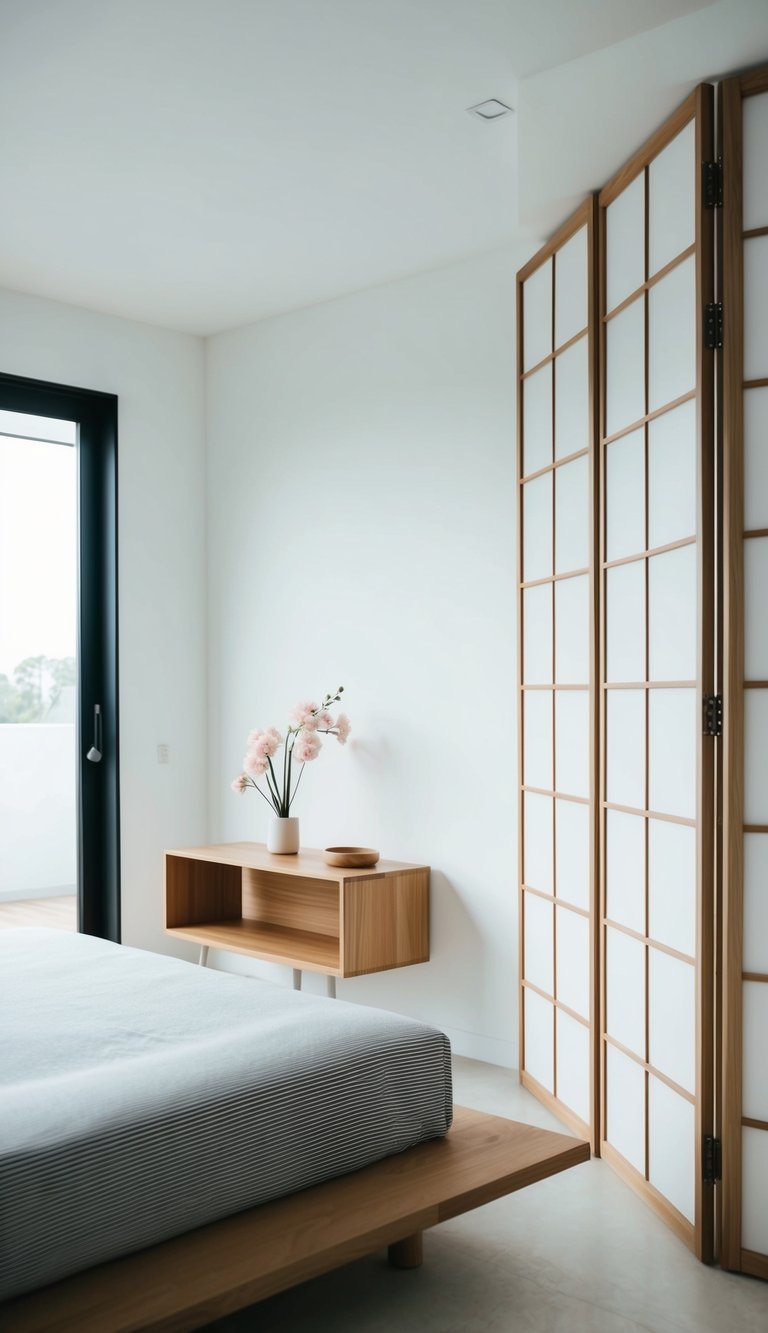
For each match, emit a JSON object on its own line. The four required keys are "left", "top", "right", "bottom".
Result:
{"left": 292, "top": 968, "right": 302, "bottom": 991}
{"left": 326, "top": 975, "right": 336, "bottom": 999}
{"left": 198, "top": 946, "right": 209, "bottom": 967}
{"left": 388, "top": 1232, "right": 423, "bottom": 1270}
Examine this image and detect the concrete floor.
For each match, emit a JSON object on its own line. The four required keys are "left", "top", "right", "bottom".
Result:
{"left": 209, "top": 1056, "right": 768, "bottom": 1333}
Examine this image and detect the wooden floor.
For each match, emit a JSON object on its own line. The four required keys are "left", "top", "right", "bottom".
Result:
{"left": 0, "top": 896, "right": 77, "bottom": 931}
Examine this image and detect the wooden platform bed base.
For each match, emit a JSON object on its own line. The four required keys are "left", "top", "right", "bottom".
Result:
{"left": 2, "top": 1107, "right": 590, "bottom": 1333}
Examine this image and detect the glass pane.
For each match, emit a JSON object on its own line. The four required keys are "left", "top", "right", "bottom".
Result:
{"left": 556, "top": 905, "right": 589, "bottom": 1019}
{"left": 606, "top": 296, "right": 645, "bottom": 437}
{"left": 648, "top": 1076, "right": 695, "bottom": 1223}
{"left": 648, "top": 121, "right": 695, "bottom": 278}
{"left": 522, "top": 363, "right": 553, "bottom": 477}
{"left": 555, "top": 690, "right": 589, "bottom": 799}
{"left": 523, "top": 689, "right": 553, "bottom": 792}
{"left": 744, "top": 387, "right": 768, "bottom": 532}
{"left": 606, "top": 926, "right": 645, "bottom": 1057}
{"left": 744, "top": 235, "right": 768, "bottom": 383}
{"left": 742, "top": 1127, "right": 768, "bottom": 1255}
{"left": 606, "top": 689, "right": 645, "bottom": 811}
{"left": 745, "top": 691, "right": 768, "bottom": 825}
{"left": 523, "top": 584, "right": 552, "bottom": 685}
{"left": 555, "top": 574, "right": 589, "bottom": 685}
{"left": 745, "top": 538, "right": 768, "bottom": 679}
{"left": 523, "top": 259, "right": 553, "bottom": 372}
{"left": 522, "top": 472, "right": 552, "bottom": 583}
{"left": 648, "top": 257, "right": 696, "bottom": 414}
{"left": 555, "top": 798, "right": 589, "bottom": 910}
{"left": 0, "top": 430, "right": 77, "bottom": 929}
{"left": 0, "top": 411, "right": 76, "bottom": 445}
{"left": 606, "top": 174, "right": 645, "bottom": 313}
{"left": 606, "top": 560, "right": 645, "bottom": 683}
{"left": 555, "top": 226, "right": 588, "bottom": 348}
{"left": 648, "top": 948, "right": 695, "bottom": 1094}
{"left": 743, "top": 982, "right": 768, "bottom": 1121}
{"left": 744, "top": 833, "right": 768, "bottom": 974}
{"left": 606, "top": 428, "right": 645, "bottom": 562}
{"left": 648, "top": 545, "right": 697, "bottom": 682}
{"left": 648, "top": 688, "right": 696, "bottom": 820}
{"left": 606, "top": 1043, "right": 645, "bottom": 1174}
{"left": 554, "top": 455, "right": 589, "bottom": 574}
{"left": 524, "top": 987, "right": 554, "bottom": 1092}
{"left": 648, "top": 818, "right": 696, "bottom": 957}
{"left": 554, "top": 336, "right": 589, "bottom": 461}
{"left": 648, "top": 398, "right": 697, "bottom": 548}
{"left": 744, "top": 92, "right": 768, "bottom": 231}
{"left": 556, "top": 1009, "right": 590, "bottom": 1124}
{"left": 606, "top": 809, "right": 645, "bottom": 934}
{"left": 524, "top": 791, "right": 553, "bottom": 895}
{"left": 524, "top": 889, "right": 554, "bottom": 995}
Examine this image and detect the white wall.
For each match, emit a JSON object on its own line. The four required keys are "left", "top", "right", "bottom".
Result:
{"left": 0, "top": 288, "right": 207, "bottom": 951}
{"left": 206, "top": 247, "right": 529, "bottom": 1066}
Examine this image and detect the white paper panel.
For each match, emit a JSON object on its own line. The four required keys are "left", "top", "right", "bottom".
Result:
{"left": 742, "top": 1127, "right": 768, "bottom": 1255}
{"left": 648, "top": 819, "right": 696, "bottom": 958}
{"left": 649, "top": 949, "right": 695, "bottom": 1094}
{"left": 556, "top": 1009, "right": 590, "bottom": 1125}
{"left": 554, "top": 335, "right": 589, "bottom": 461}
{"left": 606, "top": 560, "right": 645, "bottom": 683}
{"left": 648, "top": 1076, "right": 695, "bottom": 1223}
{"left": 648, "top": 121, "right": 695, "bottom": 278}
{"left": 606, "top": 174, "right": 645, "bottom": 313}
{"left": 524, "top": 986, "right": 554, "bottom": 1092}
{"left": 555, "top": 575, "right": 589, "bottom": 685}
{"left": 648, "top": 545, "right": 697, "bottom": 681}
{"left": 606, "top": 926, "right": 645, "bottom": 1057}
{"left": 606, "top": 689, "right": 645, "bottom": 810}
{"left": 523, "top": 363, "right": 553, "bottom": 477}
{"left": 606, "top": 428, "right": 645, "bottom": 562}
{"left": 744, "top": 387, "right": 768, "bottom": 531}
{"left": 648, "top": 257, "right": 696, "bottom": 414}
{"left": 743, "top": 981, "right": 768, "bottom": 1121}
{"left": 745, "top": 236, "right": 768, "bottom": 383}
{"left": 523, "top": 690, "right": 553, "bottom": 792}
{"left": 523, "top": 473, "right": 553, "bottom": 583}
{"left": 648, "top": 688, "right": 696, "bottom": 819}
{"left": 606, "top": 809, "right": 645, "bottom": 934}
{"left": 555, "top": 455, "right": 589, "bottom": 574}
{"left": 524, "top": 890, "right": 554, "bottom": 995}
{"left": 524, "top": 792, "right": 553, "bottom": 895}
{"left": 606, "top": 297, "right": 645, "bottom": 437}
{"left": 555, "top": 226, "right": 588, "bottom": 347}
{"left": 523, "top": 584, "right": 552, "bottom": 685}
{"left": 606, "top": 1042, "right": 645, "bottom": 1174}
{"left": 523, "top": 259, "right": 552, "bottom": 372}
{"left": 556, "top": 906, "right": 590, "bottom": 1019}
{"left": 745, "top": 538, "right": 768, "bottom": 678}
{"left": 556, "top": 799, "right": 589, "bottom": 911}
{"left": 744, "top": 91, "right": 768, "bottom": 231}
{"left": 555, "top": 690, "right": 589, "bottom": 799}
{"left": 648, "top": 398, "right": 697, "bottom": 549}
{"left": 744, "top": 833, "right": 768, "bottom": 974}
{"left": 744, "top": 690, "right": 768, "bottom": 826}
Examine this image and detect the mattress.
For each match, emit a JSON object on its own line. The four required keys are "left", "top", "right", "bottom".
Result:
{"left": 0, "top": 929, "right": 452, "bottom": 1300}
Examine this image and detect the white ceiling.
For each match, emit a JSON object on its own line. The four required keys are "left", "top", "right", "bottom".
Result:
{"left": 0, "top": 0, "right": 762, "bottom": 335}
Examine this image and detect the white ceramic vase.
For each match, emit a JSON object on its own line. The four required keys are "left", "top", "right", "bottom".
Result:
{"left": 267, "top": 816, "right": 300, "bottom": 855}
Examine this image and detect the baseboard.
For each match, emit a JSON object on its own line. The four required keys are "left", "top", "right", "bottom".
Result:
{"left": 440, "top": 1023, "right": 516, "bottom": 1069}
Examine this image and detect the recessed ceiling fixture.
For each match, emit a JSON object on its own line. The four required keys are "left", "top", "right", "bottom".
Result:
{"left": 467, "top": 98, "right": 514, "bottom": 121}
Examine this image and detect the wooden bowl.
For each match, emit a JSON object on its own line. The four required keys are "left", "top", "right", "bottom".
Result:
{"left": 323, "top": 846, "right": 380, "bottom": 869}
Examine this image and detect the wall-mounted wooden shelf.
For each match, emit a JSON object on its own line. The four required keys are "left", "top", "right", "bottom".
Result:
{"left": 164, "top": 843, "right": 430, "bottom": 979}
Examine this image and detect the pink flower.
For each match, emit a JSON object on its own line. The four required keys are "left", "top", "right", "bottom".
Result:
{"left": 316, "top": 709, "right": 334, "bottom": 729}
{"left": 248, "top": 726, "right": 282, "bottom": 758}
{"left": 244, "top": 751, "right": 268, "bottom": 777}
{"left": 230, "top": 775, "right": 249, "bottom": 794}
{"left": 289, "top": 700, "right": 319, "bottom": 728}
{"left": 293, "top": 731, "right": 322, "bottom": 763}
{"left": 335, "top": 713, "right": 351, "bottom": 745}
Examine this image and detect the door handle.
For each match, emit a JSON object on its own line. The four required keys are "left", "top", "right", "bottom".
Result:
{"left": 86, "top": 704, "right": 102, "bottom": 763}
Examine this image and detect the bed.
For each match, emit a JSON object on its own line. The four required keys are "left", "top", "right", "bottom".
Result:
{"left": 0, "top": 929, "right": 589, "bottom": 1331}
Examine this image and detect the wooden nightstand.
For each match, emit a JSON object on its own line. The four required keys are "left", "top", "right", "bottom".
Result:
{"left": 164, "top": 842, "right": 430, "bottom": 997}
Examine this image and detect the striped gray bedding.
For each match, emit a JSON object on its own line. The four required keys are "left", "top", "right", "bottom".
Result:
{"left": 0, "top": 929, "right": 452, "bottom": 1301}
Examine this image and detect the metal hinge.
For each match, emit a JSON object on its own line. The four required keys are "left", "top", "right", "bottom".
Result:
{"left": 704, "top": 303, "right": 723, "bottom": 350}
{"left": 703, "top": 1135, "right": 721, "bottom": 1184}
{"left": 703, "top": 694, "right": 723, "bottom": 737}
{"left": 702, "top": 159, "right": 723, "bottom": 209}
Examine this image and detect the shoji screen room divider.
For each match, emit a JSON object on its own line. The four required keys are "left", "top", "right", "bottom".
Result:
{"left": 518, "top": 75, "right": 768, "bottom": 1272}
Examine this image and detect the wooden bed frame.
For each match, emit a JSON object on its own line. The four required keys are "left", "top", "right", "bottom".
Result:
{"left": 2, "top": 1107, "right": 589, "bottom": 1332}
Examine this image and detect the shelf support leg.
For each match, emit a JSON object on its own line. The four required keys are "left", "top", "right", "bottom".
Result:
{"left": 292, "top": 968, "right": 302, "bottom": 991}
{"left": 198, "top": 945, "right": 209, "bottom": 968}
{"left": 388, "top": 1232, "right": 423, "bottom": 1269}
{"left": 325, "top": 975, "right": 336, "bottom": 999}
